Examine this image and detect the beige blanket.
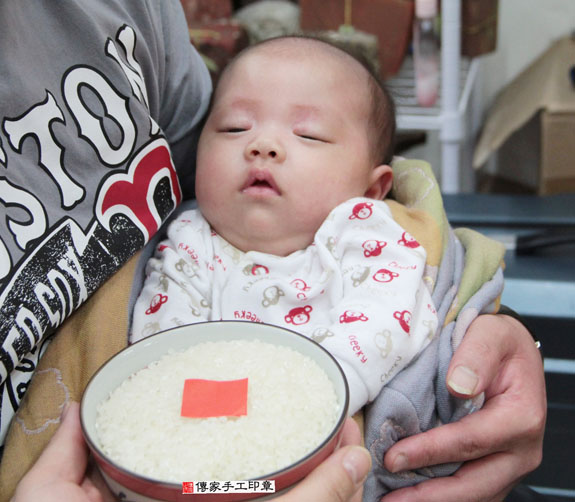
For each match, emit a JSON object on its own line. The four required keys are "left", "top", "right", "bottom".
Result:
{"left": 0, "top": 252, "right": 139, "bottom": 501}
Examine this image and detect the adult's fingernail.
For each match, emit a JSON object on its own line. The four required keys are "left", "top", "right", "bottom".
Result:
{"left": 391, "top": 453, "right": 409, "bottom": 473}
{"left": 448, "top": 365, "right": 479, "bottom": 395}
{"left": 342, "top": 446, "right": 372, "bottom": 485}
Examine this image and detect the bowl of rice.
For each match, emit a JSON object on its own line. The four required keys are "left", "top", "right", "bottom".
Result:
{"left": 81, "top": 321, "right": 349, "bottom": 501}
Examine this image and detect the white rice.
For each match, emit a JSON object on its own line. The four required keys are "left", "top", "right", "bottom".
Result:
{"left": 95, "top": 339, "right": 340, "bottom": 482}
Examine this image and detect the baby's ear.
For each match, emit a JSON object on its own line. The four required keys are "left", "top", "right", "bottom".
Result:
{"left": 364, "top": 164, "right": 393, "bottom": 200}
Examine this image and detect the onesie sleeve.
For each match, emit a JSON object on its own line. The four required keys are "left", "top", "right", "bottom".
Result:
{"left": 152, "top": 0, "right": 212, "bottom": 197}
{"left": 131, "top": 210, "right": 213, "bottom": 342}
{"left": 314, "top": 198, "right": 439, "bottom": 414}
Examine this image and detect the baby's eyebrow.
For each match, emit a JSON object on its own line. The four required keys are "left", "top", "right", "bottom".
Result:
{"left": 224, "top": 98, "right": 258, "bottom": 111}
{"left": 292, "top": 104, "right": 347, "bottom": 125}
{"left": 209, "top": 98, "right": 253, "bottom": 118}
{"left": 291, "top": 104, "right": 323, "bottom": 119}
{"left": 209, "top": 99, "right": 255, "bottom": 121}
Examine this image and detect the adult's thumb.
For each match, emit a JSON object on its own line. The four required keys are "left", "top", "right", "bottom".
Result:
{"left": 30, "top": 401, "right": 89, "bottom": 483}
{"left": 280, "top": 445, "right": 371, "bottom": 502}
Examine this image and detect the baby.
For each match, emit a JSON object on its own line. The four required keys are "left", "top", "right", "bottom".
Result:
{"left": 131, "top": 35, "right": 439, "bottom": 415}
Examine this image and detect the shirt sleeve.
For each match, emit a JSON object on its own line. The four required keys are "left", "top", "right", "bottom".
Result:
{"left": 314, "top": 198, "right": 439, "bottom": 414}
{"left": 152, "top": 0, "right": 212, "bottom": 198}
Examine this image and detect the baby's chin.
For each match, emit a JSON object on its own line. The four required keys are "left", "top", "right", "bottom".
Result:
{"left": 226, "top": 231, "right": 314, "bottom": 257}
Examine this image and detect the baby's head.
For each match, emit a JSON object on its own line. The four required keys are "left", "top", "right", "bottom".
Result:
{"left": 195, "top": 36, "right": 396, "bottom": 256}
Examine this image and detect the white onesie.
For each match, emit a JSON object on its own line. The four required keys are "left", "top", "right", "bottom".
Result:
{"left": 131, "top": 197, "right": 439, "bottom": 414}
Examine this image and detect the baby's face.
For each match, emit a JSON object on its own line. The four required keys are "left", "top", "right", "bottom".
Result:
{"left": 195, "top": 40, "right": 387, "bottom": 256}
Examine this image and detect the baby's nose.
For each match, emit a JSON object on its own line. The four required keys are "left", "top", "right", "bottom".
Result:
{"left": 245, "top": 137, "right": 285, "bottom": 162}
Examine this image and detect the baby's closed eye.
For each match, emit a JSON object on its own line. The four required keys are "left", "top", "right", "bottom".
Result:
{"left": 219, "top": 127, "right": 249, "bottom": 133}
{"left": 295, "top": 132, "right": 331, "bottom": 143}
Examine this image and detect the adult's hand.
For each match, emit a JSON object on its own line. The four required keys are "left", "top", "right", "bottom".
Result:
{"left": 381, "top": 314, "right": 546, "bottom": 502}
{"left": 12, "top": 405, "right": 370, "bottom": 502}
{"left": 11, "top": 401, "right": 114, "bottom": 502}
{"left": 278, "top": 417, "right": 371, "bottom": 502}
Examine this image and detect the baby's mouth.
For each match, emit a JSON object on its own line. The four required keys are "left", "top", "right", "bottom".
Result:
{"left": 252, "top": 179, "right": 272, "bottom": 188}
{"left": 242, "top": 170, "right": 281, "bottom": 195}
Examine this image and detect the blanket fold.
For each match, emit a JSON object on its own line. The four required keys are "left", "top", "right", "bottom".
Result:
{"left": 362, "top": 159, "right": 505, "bottom": 500}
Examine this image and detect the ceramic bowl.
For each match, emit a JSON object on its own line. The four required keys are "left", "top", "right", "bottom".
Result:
{"left": 81, "top": 321, "right": 349, "bottom": 501}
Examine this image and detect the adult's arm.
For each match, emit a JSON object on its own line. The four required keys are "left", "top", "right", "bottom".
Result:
{"left": 155, "top": 0, "right": 212, "bottom": 198}
{"left": 381, "top": 313, "right": 546, "bottom": 502}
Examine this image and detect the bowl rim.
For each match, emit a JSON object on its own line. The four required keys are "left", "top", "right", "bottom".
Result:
{"left": 80, "top": 320, "right": 350, "bottom": 490}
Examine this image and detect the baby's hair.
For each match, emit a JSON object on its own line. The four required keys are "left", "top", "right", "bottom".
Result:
{"left": 214, "top": 35, "right": 397, "bottom": 166}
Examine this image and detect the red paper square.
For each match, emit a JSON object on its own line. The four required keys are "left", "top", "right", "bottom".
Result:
{"left": 181, "top": 378, "right": 248, "bottom": 418}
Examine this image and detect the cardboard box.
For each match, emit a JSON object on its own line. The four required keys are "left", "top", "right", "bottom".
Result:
{"left": 299, "top": 0, "right": 414, "bottom": 78}
{"left": 461, "top": 0, "right": 498, "bottom": 58}
{"left": 474, "top": 36, "right": 575, "bottom": 195}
